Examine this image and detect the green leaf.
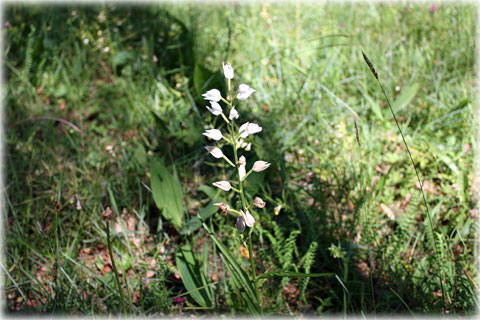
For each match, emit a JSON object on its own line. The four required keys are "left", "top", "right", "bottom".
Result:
{"left": 180, "top": 185, "right": 230, "bottom": 235}
{"left": 113, "top": 50, "right": 134, "bottom": 67}
{"left": 54, "top": 83, "right": 67, "bottom": 98}
{"left": 193, "top": 64, "right": 225, "bottom": 101}
{"left": 176, "top": 244, "right": 212, "bottom": 307}
{"left": 150, "top": 159, "right": 184, "bottom": 229}
{"left": 363, "top": 91, "right": 384, "bottom": 121}
{"left": 202, "top": 223, "right": 258, "bottom": 308}
{"left": 388, "top": 83, "right": 420, "bottom": 117}
{"left": 118, "top": 254, "right": 134, "bottom": 272}
{"left": 180, "top": 202, "right": 218, "bottom": 235}
{"left": 257, "top": 271, "right": 335, "bottom": 280}
{"left": 197, "top": 185, "right": 219, "bottom": 200}
{"left": 219, "top": 254, "right": 259, "bottom": 314}
{"left": 133, "top": 145, "right": 147, "bottom": 167}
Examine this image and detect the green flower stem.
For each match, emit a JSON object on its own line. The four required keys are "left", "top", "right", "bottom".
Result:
{"left": 242, "top": 169, "right": 254, "bottom": 182}
{"left": 230, "top": 120, "right": 262, "bottom": 311}
{"left": 222, "top": 155, "right": 235, "bottom": 167}
{"left": 221, "top": 97, "right": 233, "bottom": 107}
{"left": 222, "top": 136, "right": 233, "bottom": 145}
{"left": 220, "top": 112, "right": 230, "bottom": 124}
{"left": 106, "top": 220, "right": 127, "bottom": 315}
{"left": 248, "top": 229, "right": 262, "bottom": 308}
{"left": 230, "top": 186, "right": 241, "bottom": 193}
{"left": 231, "top": 125, "right": 247, "bottom": 211}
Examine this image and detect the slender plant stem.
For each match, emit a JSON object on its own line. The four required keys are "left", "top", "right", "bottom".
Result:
{"left": 361, "top": 51, "right": 445, "bottom": 310}
{"left": 230, "top": 119, "right": 262, "bottom": 311}
{"left": 248, "top": 231, "right": 262, "bottom": 308}
{"left": 231, "top": 123, "right": 247, "bottom": 211}
{"left": 106, "top": 220, "right": 127, "bottom": 315}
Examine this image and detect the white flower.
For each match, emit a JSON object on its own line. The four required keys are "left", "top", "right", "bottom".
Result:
{"left": 238, "top": 155, "right": 246, "bottom": 166}
{"left": 203, "top": 129, "right": 223, "bottom": 141}
{"left": 76, "top": 200, "right": 82, "bottom": 210}
{"left": 206, "top": 101, "right": 223, "bottom": 116}
{"left": 238, "top": 156, "right": 246, "bottom": 180}
{"left": 223, "top": 62, "right": 234, "bottom": 79}
{"left": 202, "top": 89, "right": 222, "bottom": 102}
{"left": 237, "top": 84, "right": 256, "bottom": 100}
{"left": 253, "top": 160, "right": 271, "bottom": 172}
{"left": 253, "top": 197, "right": 266, "bottom": 208}
{"left": 83, "top": 38, "right": 89, "bottom": 45}
{"left": 103, "top": 46, "right": 110, "bottom": 53}
{"left": 212, "top": 181, "right": 231, "bottom": 191}
{"left": 205, "top": 146, "right": 223, "bottom": 158}
{"left": 239, "top": 122, "right": 262, "bottom": 138}
{"left": 246, "top": 123, "right": 262, "bottom": 135}
{"left": 239, "top": 165, "right": 246, "bottom": 180}
{"left": 229, "top": 107, "right": 239, "bottom": 120}
{"left": 245, "top": 143, "right": 252, "bottom": 151}
{"left": 236, "top": 138, "right": 248, "bottom": 149}
{"left": 236, "top": 210, "right": 255, "bottom": 232}
{"left": 239, "top": 122, "right": 250, "bottom": 139}
{"left": 241, "top": 210, "right": 255, "bottom": 227}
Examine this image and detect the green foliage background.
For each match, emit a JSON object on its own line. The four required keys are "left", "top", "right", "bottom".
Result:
{"left": 4, "top": 2, "right": 477, "bottom": 316}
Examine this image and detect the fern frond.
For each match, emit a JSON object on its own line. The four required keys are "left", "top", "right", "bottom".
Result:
{"left": 300, "top": 241, "right": 318, "bottom": 300}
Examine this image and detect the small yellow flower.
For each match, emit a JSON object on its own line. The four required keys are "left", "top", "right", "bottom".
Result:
{"left": 274, "top": 205, "right": 282, "bottom": 216}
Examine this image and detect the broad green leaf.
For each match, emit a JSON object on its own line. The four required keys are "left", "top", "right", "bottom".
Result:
{"left": 150, "top": 159, "right": 184, "bottom": 229}
{"left": 193, "top": 63, "right": 225, "bottom": 101}
{"left": 113, "top": 50, "right": 134, "bottom": 67}
{"left": 197, "top": 185, "right": 219, "bottom": 200}
{"left": 180, "top": 186, "right": 230, "bottom": 234}
{"left": 133, "top": 145, "right": 147, "bottom": 167}
{"left": 388, "top": 83, "right": 420, "bottom": 117}
{"left": 176, "top": 244, "right": 212, "bottom": 307}
{"left": 54, "top": 83, "right": 67, "bottom": 98}
{"left": 363, "top": 91, "right": 384, "bottom": 120}
{"left": 180, "top": 202, "right": 218, "bottom": 235}
{"left": 118, "top": 254, "right": 134, "bottom": 272}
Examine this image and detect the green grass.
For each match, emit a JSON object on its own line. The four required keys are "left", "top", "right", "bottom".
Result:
{"left": 4, "top": 2, "right": 477, "bottom": 316}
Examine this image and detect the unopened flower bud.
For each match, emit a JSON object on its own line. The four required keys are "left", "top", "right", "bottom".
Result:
{"left": 241, "top": 210, "right": 255, "bottom": 227}
{"left": 252, "top": 160, "right": 271, "bottom": 172}
{"left": 222, "top": 62, "right": 234, "bottom": 80}
{"left": 203, "top": 129, "right": 223, "bottom": 141}
{"left": 205, "top": 146, "right": 223, "bottom": 159}
{"left": 213, "top": 202, "right": 229, "bottom": 215}
{"left": 238, "top": 155, "right": 246, "bottom": 166}
{"left": 253, "top": 197, "right": 266, "bottom": 208}
{"left": 212, "top": 181, "right": 232, "bottom": 191}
